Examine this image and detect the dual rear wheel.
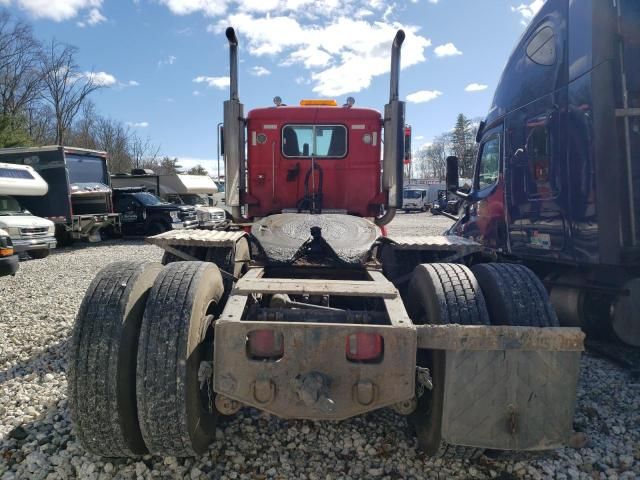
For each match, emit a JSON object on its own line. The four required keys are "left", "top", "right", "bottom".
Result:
{"left": 405, "top": 262, "right": 558, "bottom": 459}
{"left": 68, "top": 260, "right": 225, "bottom": 457}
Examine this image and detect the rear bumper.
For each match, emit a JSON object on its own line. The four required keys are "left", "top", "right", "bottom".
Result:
{"left": 183, "top": 219, "right": 199, "bottom": 229}
{"left": 71, "top": 214, "right": 121, "bottom": 237}
{"left": 214, "top": 320, "right": 417, "bottom": 420}
{"left": 12, "top": 236, "right": 57, "bottom": 253}
{"left": 0, "top": 254, "right": 19, "bottom": 276}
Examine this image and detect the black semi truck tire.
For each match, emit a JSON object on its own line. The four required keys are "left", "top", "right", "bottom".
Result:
{"left": 471, "top": 263, "right": 559, "bottom": 327}
{"left": 68, "top": 261, "right": 163, "bottom": 457}
{"left": 136, "top": 261, "right": 224, "bottom": 456}
{"left": 406, "top": 263, "right": 489, "bottom": 460}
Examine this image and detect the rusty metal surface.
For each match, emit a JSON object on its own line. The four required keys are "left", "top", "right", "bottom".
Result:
{"left": 213, "top": 319, "right": 416, "bottom": 420}
{"left": 441, "top": 350, "right": 581, "bottom": 451}
{"left": 233, "top": 277, "right": 399, "bottom": 298}
{"left": 145, "top": 229, "right": 246, "bottom": 248}
{"left": 387, "top": 235, "right": 482, "bottom": 253}
{"left": 251, "top": 214, "right": 380, "bottom": 264}
{"left": 416, "top": 325, "right": 585, "bottom": 351}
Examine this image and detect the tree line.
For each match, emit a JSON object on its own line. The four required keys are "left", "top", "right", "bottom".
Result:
{"left": 0, "top": 10, "right": 206, "bottom": 176}
{"left": 411, "top": 113, "right": 481, "bottom": 181}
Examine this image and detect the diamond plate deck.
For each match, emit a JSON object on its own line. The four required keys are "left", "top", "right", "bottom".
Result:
{"left": 387, "top": 235, "right": 482, "bottom": 253}
{"left": 145, "top": 229, "right": 247, "bottom": 248}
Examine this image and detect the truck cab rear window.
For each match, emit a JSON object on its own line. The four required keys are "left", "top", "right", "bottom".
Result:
{"left": 0, "top": 168, "right": 33, "bottom": 179}
{"left": 282, "top": 125, "right": 347, "bottom": 158}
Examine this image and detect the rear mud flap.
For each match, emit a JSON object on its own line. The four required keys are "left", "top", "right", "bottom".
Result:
{"left": 417, "top": 325, "right": 584, "bottom": 451}
{"left": 441, "top": 350, "right": 581, "bottom": 450}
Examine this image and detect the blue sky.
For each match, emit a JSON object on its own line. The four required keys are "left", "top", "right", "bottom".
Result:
{"left": 1, "top": 0, "right": 544, "bottom": 173}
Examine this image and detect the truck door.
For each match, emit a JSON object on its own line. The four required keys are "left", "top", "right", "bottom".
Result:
{"left": 505, "top": 101, "right": 569, "bottom": 259}
{"left": 116, "top": 195, "right": 144, "bottom": 236}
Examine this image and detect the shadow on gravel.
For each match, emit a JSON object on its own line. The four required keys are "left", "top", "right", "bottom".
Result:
{"left": 0, "top": 339, "right": 68, "bottom": 384}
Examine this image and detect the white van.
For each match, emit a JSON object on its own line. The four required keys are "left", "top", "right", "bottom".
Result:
{"left": 0, "top": 163, "right": 56, "bottom": 259}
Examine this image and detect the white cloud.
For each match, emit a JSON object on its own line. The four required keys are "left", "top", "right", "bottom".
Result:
{"left": 85, "top": 71, "right": 117, "bottom": 86}
{"left": 193, "top": 75, "right": 230, "bottom": 89}
{"left": 126, "top": 80, "right": 140, "bottom": 87}
{"left": 7, "top": 0, "right": 105, "bottom": 22}
{"left": 433, "top": 42, "right": 462, "bottom": 57}
{"left": 159, "top": 0, "right": 228, "bottom": 16}
{"left": 127, "top": 121, "right": 149, "bottom": 128}
{"left": 415, "top": 135, "right": 424, "bottom": 140}
{"left": 406, "top": 89, "right": 442, "bottom": 103}
{"left": 212, "top": 15, "right": 430, "bottom": 96}
{"left": 193, "top": 90, "right": 201, "bottom": 96}
{"left": 158, "top": 55, "right": 178, "bottom": 67}
{"left": 76, "top": 7, "right": 106, "bottom": 27}
{"left": 465, "top": 83, "right": 488, "bottom": 92}
{"left": 250, "top": 66, "right": 271, "bottom": 76}
{"left": 511, "top": 0, "right": 545, "bottom": 25}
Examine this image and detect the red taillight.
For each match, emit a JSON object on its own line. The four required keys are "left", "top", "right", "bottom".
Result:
{"left": 346, "top": 333, "right": 384, "bottom": 363}
{"left": 247, "top": 330, "right": 284, "bottom": 360}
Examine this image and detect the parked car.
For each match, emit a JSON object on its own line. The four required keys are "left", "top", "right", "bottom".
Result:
{"left": 0, "top": 228, "right": 18, "bottom": 276}
{"left": 112, "top": 187, "right": 198, "bottom": 236}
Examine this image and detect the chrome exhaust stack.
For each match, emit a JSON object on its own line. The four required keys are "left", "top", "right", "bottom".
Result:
{"left": 378, "top": 29, "right": 406, "bottom": 226}
{"left": 224, "top": 27, "right": 245, "bottom": 220}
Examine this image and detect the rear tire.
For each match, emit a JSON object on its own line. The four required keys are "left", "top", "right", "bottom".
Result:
{"left": 406, "top": 263, "right": 489, "bottom": 460}
{"left": 55, "top": 225, "right": 74, "bottom": 247}
{"left": 471, "top": 263, "right": 559, "bottom": 327}
{"left": 136, "top": 261, "right": 224, "bottom": 456}
{"left": 68, "top": 261, "right": 162, "bottom": 457}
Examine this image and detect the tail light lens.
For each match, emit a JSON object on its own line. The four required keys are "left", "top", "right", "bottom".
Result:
{"left": 346, "top": 333, "right": 384, "bottom": 363}
{"left": 247, "top": 330, "right": 284, "bottom": 360}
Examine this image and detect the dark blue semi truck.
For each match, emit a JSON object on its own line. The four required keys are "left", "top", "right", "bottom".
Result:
{"left": 447, "top": 0, "right": 640, "bottom": 346}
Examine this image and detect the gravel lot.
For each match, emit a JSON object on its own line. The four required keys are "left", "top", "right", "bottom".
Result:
{"left": 1, "top": 212, "right": 638, "bottom": 479}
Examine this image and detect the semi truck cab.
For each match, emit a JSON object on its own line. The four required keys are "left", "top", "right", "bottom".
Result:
{"left": 447, "top": 0, "right": 640, "bottom": 345}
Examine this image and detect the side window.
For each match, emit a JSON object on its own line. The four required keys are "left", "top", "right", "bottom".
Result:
{"left": 117, "top": 197, "right": 138, "bottom": 211}
{"left": 477, "top": 136, "right": 500, "bottom": 190}
{"left": 526, "top": 26, "right": 556, "bottom": 66}
{"left": 525, "top": 114, "right": 558, "bottom": 199}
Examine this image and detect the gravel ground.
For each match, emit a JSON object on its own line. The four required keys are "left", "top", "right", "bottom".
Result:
{"left": 0, "top": 213, "right": 639, "bottom": 479}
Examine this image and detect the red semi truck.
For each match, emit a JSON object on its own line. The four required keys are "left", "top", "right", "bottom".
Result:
{"left": 68, "top": 28, "right": 584, "bottom": 459}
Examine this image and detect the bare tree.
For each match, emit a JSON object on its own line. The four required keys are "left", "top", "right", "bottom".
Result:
{"left": 130, "top": 132, "right": 161, "bottom": 169}
{"left": 0, "top": 11, "right": 42, "bottom": 117}
{"left": 39, "top": 39, "right": 103, "bottom": 145}
{"left": 69, "top": 100, "right": 99, "bottom": 149}
{"left": 93, "top": 116, "right": 131, "bottom": 173}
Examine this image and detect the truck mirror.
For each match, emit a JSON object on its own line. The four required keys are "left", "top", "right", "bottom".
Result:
{"left": 302, "top": 143, "right": 309, "bottom": 156}
{"left": 446, "top": 156, "right": 459, "bottom": 192}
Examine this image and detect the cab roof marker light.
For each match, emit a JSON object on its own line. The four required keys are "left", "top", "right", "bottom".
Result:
{"left": 299, "top": 99, "right": 338, "bottom": 106}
